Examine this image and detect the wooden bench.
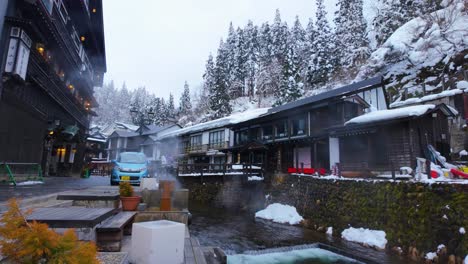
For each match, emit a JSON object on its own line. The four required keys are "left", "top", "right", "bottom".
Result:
{"left": 96, "top": 212, "right": 136, "bottom": 252}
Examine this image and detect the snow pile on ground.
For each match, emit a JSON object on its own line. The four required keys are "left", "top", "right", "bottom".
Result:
{"left": 460, "top": 227, "right": 466, "bottom": 234}
{"left": 255, "top": 203, "right": 303, "bottom": 225}
{"left": 16, "top": 181, "right": 44, "bottom": 186}
{"left": 227, "top": 247, "right": 358, "bottom": 264}
{"left": 326, "top": 227, "right": 333, "bottom": 236}
{"left": 159, "top": 108, "right": 269, "bottom": 139}
{"left": 341, "top": 227, "right": 387, "bottom": 250}
{"left": 390, "top": 89, "right": 464, "bottom": 108}
{"left": 460, "top": 150, "right": 468, "bottom": 156}
{"left": 248, "top": 176, "right": 264, "bottom": 181}
{"left": 345, "top": 105, "right": 435, "bottom": 125}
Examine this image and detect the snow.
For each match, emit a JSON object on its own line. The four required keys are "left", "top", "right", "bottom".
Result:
{"left": 341, "top": 227, "right": 387, "bottom": 250}
{"left": 227, "top": 247, "right": 358, "bottom": 264}
{"left": 442, "top": 214, "right": 448, "bottom": 220}
{"left": 16, "top": 181, "right": 44, "bottom": 186}
{"left": 437, "top": 244, "right": 445, "bottom": 253}
{"left": 87, "top": 137, "right": 107, "bottom": 143}
{"left": 457, "top": 81, "right": 468, "bottom": 90}
{"left": 345, "top": 105, "right": 435, "bottom": 125}
{"left": 459, "top": 150, "right": 468, "bottom": 156}
{"left": 426, "top": 252, "right": 437, "bottom": 260}
{"left": 248, "top": 176, "right": 264, "bottom": 181}
{"left": 390, "top": 89, "right": 464, "bottom": 108}
{"left": 255, "top": 203, "right": 304, "bottom": 225}
{"left": 357, "top": 1, "right": 468, "bottom": 96}
{"left": 400, "top": 166, "right": 413, "bottom": 174}
{"left": 464, "top": 255, "right": 467, "bottom": 264}
{"left": 158, "top": 108, "right": 269, "bottom": 139}
{"left": 460, "top": 227, "right": 466, "bottom": 234}
{"left": 232, "top": 164, "right": 262, "bottom": 170}
{"left": 326, "top": 227, "right": 333, "bottom": 236}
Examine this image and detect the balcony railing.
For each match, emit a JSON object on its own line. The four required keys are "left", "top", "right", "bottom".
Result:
{"left": 177, "top": 163, "right": 264, "bottom": 176}
{"left": 208, "top": 141, "right": 229, "bottom": 150}
{"left": 29, "top": 52, "right": 89, "bottom": 127}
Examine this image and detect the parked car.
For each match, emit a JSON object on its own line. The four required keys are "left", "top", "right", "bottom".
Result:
{"left": 111, "top": 152, "right": 149, "bottom": 185}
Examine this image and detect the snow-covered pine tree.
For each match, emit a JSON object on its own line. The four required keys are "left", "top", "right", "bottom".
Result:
{"left": 307, "top": 0, "right": 335, "bottom": 88}
{"left": 243, "top": 20, "right": 259, "bottom": 98}
{"left": 229, "top": 27, "right": 247, "bottom": 98}
{"left": 258, "top": 22, "right": 273, "bottom": 65}
{"left": 179, "top": 81, "right": 192, "bottom": 116}
{"left": 290, "top": 16, "right": 306, "bottom": 86}
{"left": 334, "top": 0, "right": 370, "bottom": 76}
{"left": 167, "top": 93, "right": 176, "bottom": 119}
{"left": 225, "top": 23, "right": 237, "bottom": 92}
{"left": 159, "top": 98, "right": 168, "bottom": 125}
{"left": 209, "top": 39, "right": 232, "bottom": 119}
{"left": 270, "top": 9, "right": 289, "bottom": 64}
{"left": 274, "top": 34, "right": 304, "bottom": 106}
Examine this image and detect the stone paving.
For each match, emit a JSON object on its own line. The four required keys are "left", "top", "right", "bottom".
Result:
{"left": 0, "top": 176, "right": 110, "bottom": 202}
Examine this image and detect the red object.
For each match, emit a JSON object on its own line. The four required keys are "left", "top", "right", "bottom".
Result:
{"left": 430, "top": 170, "right": 439, "bottom": 178}
{"left": 450, "top": 169, "right": 468, "bottom": 179}
{"left": 303, "top": 168, "right": 315, "bottom": 175}
{"left": 318, "top": 168, "right": 327, "bottom": 176}
{"left": 287, "top": 168, "right": 297, "bottom": 173}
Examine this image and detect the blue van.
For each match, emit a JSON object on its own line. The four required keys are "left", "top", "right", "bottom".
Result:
{"left": 110, "top": 152, "right": 149, "bottom": 185}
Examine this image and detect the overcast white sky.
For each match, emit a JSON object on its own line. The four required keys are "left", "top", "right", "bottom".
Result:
{"left": 102, "top": 0, "right": 342, "bottom": 100}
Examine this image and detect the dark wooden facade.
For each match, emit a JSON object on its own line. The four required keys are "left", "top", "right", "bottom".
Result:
{"left": 335, "top": 106, "right": 452, "bottom": 174}
{"left": 230, "top": 77, "right": 388, "bottom": 174}
{"left": 0, "top": 0, "right": 106, "bottom": 175}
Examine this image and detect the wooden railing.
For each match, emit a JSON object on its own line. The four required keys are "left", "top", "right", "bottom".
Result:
{"left": 177, "top": 163, "right": 264, "bottom": 176}
{"left": 179, "top": 142, "right": 229, "bottom": 155}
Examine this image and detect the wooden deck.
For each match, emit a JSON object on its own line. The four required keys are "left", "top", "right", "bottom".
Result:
{"left": 56, "top": 187, "right": 120, "bottom": 201}
{"left": 184, "top": 227, "right": 208, "bottom": 264}
{"left": 26, "top": 207, "right": 115, "bottom": 228}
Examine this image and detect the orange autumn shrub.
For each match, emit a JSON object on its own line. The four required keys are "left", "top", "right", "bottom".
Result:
{"left": 0, "top": 198, "right": 100, "bottom": 264}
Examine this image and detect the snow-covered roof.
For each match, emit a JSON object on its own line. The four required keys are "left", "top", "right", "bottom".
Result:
{"left": 115, "top": 122, "right": 139, "bottom": 131}
{"left": 87, "top": 137, "right": 107, "bottom": 143}
{"left": 390, "top": 88, "right": 465, "bottom": 108}
{"left": 345, "top": 104, "right": 436, "bottom": 125}
{"left": 158, "top": 108, "right": 270, "bottom": 139}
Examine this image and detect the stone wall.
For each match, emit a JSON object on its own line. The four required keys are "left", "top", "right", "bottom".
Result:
{"left": 267, "top": 174, "right": 468, "bottom": 261}
{"left": 182, "top": 174, "right": 468, "bottom": 260}
{"left": 181, "top": 176, "right": 266, "bottom": 212}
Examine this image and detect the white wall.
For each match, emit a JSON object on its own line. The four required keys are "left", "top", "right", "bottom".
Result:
{"left": 329, "top": 137, "right": 340, "bottom": 170}
{"left": 293, "top": 147, "right": 311, "bottom": 168}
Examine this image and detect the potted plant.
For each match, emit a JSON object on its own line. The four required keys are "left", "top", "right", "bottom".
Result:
{"left": 119, "top": 182, "right": 140, "bottom": 211}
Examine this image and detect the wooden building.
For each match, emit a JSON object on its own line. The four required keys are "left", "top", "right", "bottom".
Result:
{"left": 0, "top": 0, "right": 106, "bottom": 175}
{"left": 230, "top": 77, "right": 389, "bottom": 175}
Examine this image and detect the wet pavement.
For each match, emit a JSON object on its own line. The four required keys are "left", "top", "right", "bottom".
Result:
{"left": 0, "top": 176, "right": 110, "bottom": 202}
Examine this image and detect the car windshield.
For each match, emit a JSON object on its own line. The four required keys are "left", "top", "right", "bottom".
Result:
{"left": 118, "top": 153, "right": 146, "bottom": 164}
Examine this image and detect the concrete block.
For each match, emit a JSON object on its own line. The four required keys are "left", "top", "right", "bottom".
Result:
{"left": 130, "top": 220, "right": 185, "bottom": 264}
{"left": 141, "top": 178, "right": 159, "bottom": 190}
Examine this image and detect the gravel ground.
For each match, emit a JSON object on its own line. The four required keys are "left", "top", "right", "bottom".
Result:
{"left": 98, "top": 252, "right": 128, "bottom": 264}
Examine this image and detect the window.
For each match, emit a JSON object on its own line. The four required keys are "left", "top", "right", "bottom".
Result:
{"left": 250, "top": 127, "right": 262, "bottom": 141}
{"left": 292, "top": 116, "right": 307, "bottom": 136}
{"left": 41, "top": 0, "right": 54, "bottom": 15}
{"left": 56, "top": 0, "right": 69, "bottom": 24}
{"left": 209, "top": 130, "right": 224, "bottom": 148}
{"left": 235, "top": 129, "right": 249, "bottom": 145}
{"left": 190, "top": 135, "right": 202, "bottom": 151}
{"left": 262, "top": 125, "right": 273, "bottom": 140}
{"left": 275, "top": 120, "right": 288, "bottom": 138}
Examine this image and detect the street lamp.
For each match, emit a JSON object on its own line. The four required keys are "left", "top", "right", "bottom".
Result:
{"left": 130, "top": 107, "right": 155, "bottom": 135}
